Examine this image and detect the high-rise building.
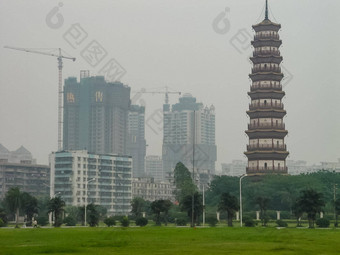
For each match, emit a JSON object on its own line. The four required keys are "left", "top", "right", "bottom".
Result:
{"left": 127, "top": 105, "right": 146, "bottom": 178}
{"left": 63, "top": 76, "right": 130, "bottom": 155}
{"left": 145, "top": 155, "right": 163, "bottom": 181}
{"left": 162, "top": 93, "right": 216, "bottom": 175}
{"left": 244, "top": 1, "right": 289, "bottom": 175}
{"left": 50, "top": 150, "right": 132, "bottom": 215}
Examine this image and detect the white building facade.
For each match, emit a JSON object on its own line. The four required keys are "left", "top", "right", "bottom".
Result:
{"left": 132, "top": 177, "right": 175, "bottom": 202}
{"left": 50, "top": 150, "right": 132, "bottom": 215}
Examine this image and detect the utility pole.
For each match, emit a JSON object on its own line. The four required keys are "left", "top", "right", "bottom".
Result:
{"left": 334, "top": 184, "right": 337, "bottom": 226}
{"left": 191, "top": 110, "right": 196, "bottom": 228}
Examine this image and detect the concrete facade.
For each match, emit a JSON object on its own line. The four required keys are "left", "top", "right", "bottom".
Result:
{"left": 50, "top": 150, "right": 132, "bottom": 215}
{"left": 127, "top": 105, "right": 146, "bottom": 178}
{"left": 63, "top": 76, "right": 130, "bottom": 155}
{"left": 132, "top": 177, "right": 175, "bottom": 202}
{"left": 162, "top": 93, "right": 216, "bottom": 175}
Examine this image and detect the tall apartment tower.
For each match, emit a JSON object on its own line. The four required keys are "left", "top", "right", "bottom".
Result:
{"left": 127, "top": 105, "right": 146, "bottom": 178}
{"left": 245, "top": 1, "right": 289, "bottom": 174}
{"left": 63, "top": 76, "right": 130, "bottom": 155}
{"left": 162, "top": 93, "right": 216, "bottom": 175}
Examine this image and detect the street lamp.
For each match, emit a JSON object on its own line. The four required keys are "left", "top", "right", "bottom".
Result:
{"left": 239, "top": 174, "right": 247, "bottom": 227}
{"left": 84, "top": 178, "right": 95, "bottom": 227}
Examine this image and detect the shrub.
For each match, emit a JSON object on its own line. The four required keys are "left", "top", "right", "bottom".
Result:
{"left": 0, "top": 218, "right": 5, "bottom": 227}
{"left": 37, "top": 216, "right": 48, "bottom": 226}
{"left": 244, "top": 217, "right": 255, "bottom": 227}
{"left": 316, "top": 218, "right": 330, "bottom": 228}
{"left": 206, "top": 216, "right": 218, "bottom": 227}
{"left": 120, "top": 216, "right": 130, "bottom": 227}
{"left": 276, "top": 220, "right": 288, "bottom": 227}
{"left": 176, "top": 218, "right": 187, "bottom": 226}
{"left": 135, "top": 217, "right": 148, "bottom": 227}
{"left": 104, "top": 216, "right": 116, "bottom": 227}
{"left": 63, "top": 216, "right": 77, "bottom": 226}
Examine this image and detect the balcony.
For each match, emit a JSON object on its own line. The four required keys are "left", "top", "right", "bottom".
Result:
{"left": 249, "top": 103, "right": 284, "bottom": 110}
{"left": 246, "top": 166, "right": 288, "bottom": 173}
{"left": 252, "top": 66, "right": 281, "bottom": 73}
{"left": 247, "top": 144, "right": 286, "bottom": 151}
{"left": 253, "top": 50, "right": 280, "bottom": 57}
{"left": 254, "top": 34, "right": 280, "bottom": 40}
{"left": 248, "top": 123, "right": 285, "bottom": 130}
{"left": 250, "top": 84, "right": 282, "bottom": 91}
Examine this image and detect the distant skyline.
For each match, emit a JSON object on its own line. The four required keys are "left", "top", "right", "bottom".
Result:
{"left": 0, "top": 0, "right": 339, "bottom": 169}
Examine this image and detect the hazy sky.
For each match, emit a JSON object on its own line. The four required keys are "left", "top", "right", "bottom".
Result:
{"left": 0, "top": 0, "right": 339, "bottom": 169}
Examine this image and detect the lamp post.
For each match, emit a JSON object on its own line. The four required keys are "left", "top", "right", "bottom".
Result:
{"left": 84, "top": 178, "right": 95, "bottom": 227}
{"left": 239, "top": 174, "right": 247, "bottom": 227}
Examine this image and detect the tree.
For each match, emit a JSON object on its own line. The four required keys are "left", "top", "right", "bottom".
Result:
{"left": 218, "top": 192, "right": 239, "bottom": 227}
{"left": 335, "top": 198, "right": 340, "bottom": 227}
{"left": 297, "top": 189, "right": 325, "bottom": 228}
{"left": 4, "top": 187, "right": 23, "bottom": 227}
{"left": 180, "top": 192, "right": 203, "bottom": 226}
{"left": 173, "top": 162, "right": 197, "bottom": 202}
{"left": 131, "top": 197, "right": 146, "bottom": 218}
{"left": 151, "top": 200, "right": 164, "bottom": 226}
{"left": 255, "top": 196, "right": 270, "bottom": 226}
{"left": 292, "top": 199, "right": 304, "bottom": 227}
{"left": 0, "top": 206, "right": 8, "bottom": 227}
{"left": 162, "top": 200, "right": 172, "bottom": 226}
{"left": 87, "top": 203, "right": 100, "bottom": 227}
{"left": 104, "top": 216, "right": 116, "bottom": 227}
{"left": 21, "top": 192, "right": 38, "bottom": 226}
{"left": 47, "top": 196, "right": 65, "bottom": 227}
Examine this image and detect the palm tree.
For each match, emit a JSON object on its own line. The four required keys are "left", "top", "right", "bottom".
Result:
{"left": 218, "top": 192, "right": 239, "bottom": 227}
{"left": 4, "top": 187, "right": 23, "bottom": 227}
{"left": 47, "top": 196, "right": 65, "bottom": 227}
{"left": 255, "top": 196, "right": 270, "bottom": 226}
{"left": 297, "top": 189, "right": 325, "bottom": 228}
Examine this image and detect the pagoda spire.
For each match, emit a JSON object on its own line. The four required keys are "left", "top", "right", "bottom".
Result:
{"left": 265, "top": 0, "right": 269, "bottom": 20}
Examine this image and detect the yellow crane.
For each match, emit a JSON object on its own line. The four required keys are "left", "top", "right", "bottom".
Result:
{"left": 4, "top": 46, "right": 76, "bottom": 151}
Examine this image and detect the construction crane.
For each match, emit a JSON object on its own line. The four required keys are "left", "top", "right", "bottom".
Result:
{"left": 4, "top": 46, "right": 76, "bottom": 151}
{"left": 137, "top": 87, "right": 181, "bottom": 104}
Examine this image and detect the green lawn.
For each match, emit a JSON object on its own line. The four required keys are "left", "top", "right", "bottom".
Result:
{"left": 0, "top": 226, "right": 339, "bottom": 254}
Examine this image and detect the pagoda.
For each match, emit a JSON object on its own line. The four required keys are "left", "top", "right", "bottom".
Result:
{"left": 245, "top": 0, "right": 289, "bottom": 175}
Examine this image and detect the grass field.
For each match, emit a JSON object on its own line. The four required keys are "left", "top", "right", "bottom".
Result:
{"left": 1, "top": 226, "right": 339, "bottom": 255}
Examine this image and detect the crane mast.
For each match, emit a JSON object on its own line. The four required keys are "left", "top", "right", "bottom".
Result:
{"left": 4, "top": 46, "right": 76, "bottom": 151}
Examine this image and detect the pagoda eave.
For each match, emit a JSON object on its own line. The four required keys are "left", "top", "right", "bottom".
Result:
{"left": 249, "top": 73, "right": 283, "bottom": 82}
{"left": 251, "top": 40, "right": 282, "bottom": 48}
{"left": 248, "top": 91, "right": 285, "bottom": 100}
{"left": 250, "top": 56, "right": 283, "bottom": 65}
{"left": 247, "top": 110, "right": 286, "bottom": 119}
{"left": 244, "top": 151, "right": 289, "bottom": 160}
{"left": 245, "top": 130, "right": 288, "bottom": 139}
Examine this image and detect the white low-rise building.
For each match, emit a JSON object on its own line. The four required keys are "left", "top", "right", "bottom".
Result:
{"left": 132, "top": 177, "right": 175, "bottom": 202}
{"left": 50, "top": 150, "right": 132, "bottom": 215}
